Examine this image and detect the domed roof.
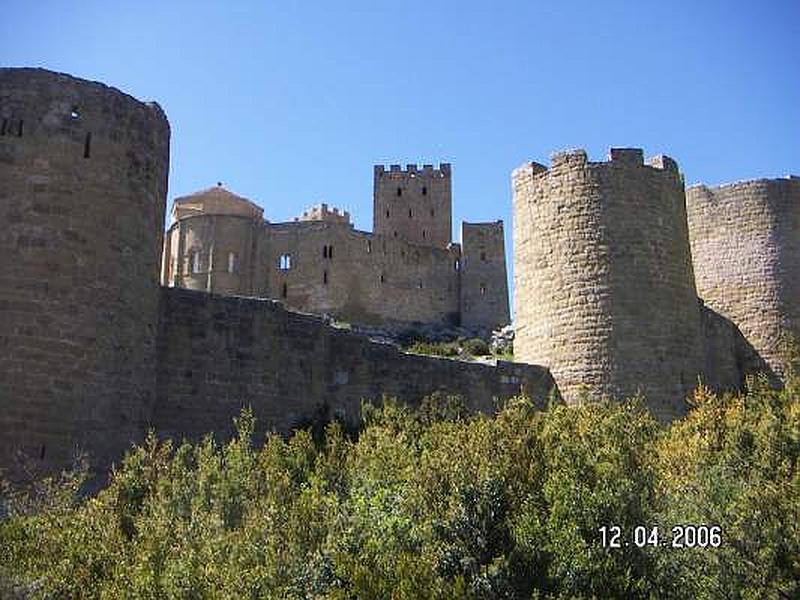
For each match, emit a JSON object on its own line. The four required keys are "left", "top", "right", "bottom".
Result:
{"left": 171, "top": 183, "right": 264, "bottom": 221}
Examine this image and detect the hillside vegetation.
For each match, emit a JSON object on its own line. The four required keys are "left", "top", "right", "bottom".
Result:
{"left": 1, "top": 377, "right": 798, "bottom": 599}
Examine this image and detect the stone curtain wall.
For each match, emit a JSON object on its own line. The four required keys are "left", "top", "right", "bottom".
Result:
{"left": 265, "top": 222, "right": 462, "bottom": 328}
{"left": 513, "top": 149, "right": 703, "bottom": 421}
{"left": 687, "top": 178, "right": 800, "bottom": 379}
{"left": 153, "top": 288, "right": 556, "bottom": 444}
{"left": 0, "top": 69, "right": 170, "bottom": 476}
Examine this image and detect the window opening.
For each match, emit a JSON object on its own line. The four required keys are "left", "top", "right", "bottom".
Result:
{"left": 480, "top": 250, "right": 487, "bottom": 261}
{"left": 279, "top": 254, "right": 292, "bottom": 270}
{"left": 323, "top": 270, "right": 328, "bottom": 285}
{"left": 408, "top": 209, "right": 412, "bottom": 218}
{"left": 70, "top": 106, "right": 80, "bottom": 119}
{"left": 0, "top": 119, "right": 7, "bottom": 136}
{"left": 17, "top": 120, "right": 23, "bottom": 137}
{"left": 397, "top": 187, "right": 402, "bottom": 197}
{"left": 480, "top": 284, "right": 487, "bottom": 296}
{"left": 191, "top": 251, "right": 201, "bottom": 274}
{"left": 83, "top": 132, "right": 91, "bottom": 159}
{"left": 454, "top": 259, "right": 460, "bottom": 271}
{"left": 281, "top": 282, "right": 288, "bottom": 298}
{"left": 366, "top": 240, "right": 372, "bottom": 253}
{"left": 227, "top": 252, "right": 238, "bottom": 273}
{"left": 422, "top": 186, "right": 427, "bottom": 195}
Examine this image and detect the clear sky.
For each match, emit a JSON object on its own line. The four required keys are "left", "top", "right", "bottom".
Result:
{"left": 3, "top": 0, "right": 798, "bottom": 298}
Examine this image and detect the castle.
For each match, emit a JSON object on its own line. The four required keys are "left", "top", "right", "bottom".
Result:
{"left": 0, "top": 69, "right": 546, "bottom": 481}
{"left": 0, "top": 68, "right": 797, "bottom": 480}
{"left": 161, "top": 163, "right": 509, "bottom": 333}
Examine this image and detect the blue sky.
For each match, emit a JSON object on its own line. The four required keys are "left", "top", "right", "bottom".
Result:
{"left": 3, "top": 0, "right": 798, "bottom": 296}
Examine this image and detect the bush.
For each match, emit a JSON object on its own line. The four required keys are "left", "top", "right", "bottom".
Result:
{"left": 1, "top": 380, "right": 798, "bottom": 598}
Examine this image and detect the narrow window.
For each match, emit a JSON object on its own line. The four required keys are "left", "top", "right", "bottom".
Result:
{"left": 430, "top": 208, "right": 435, "bottom": 217}
{"left": 480, "top": 284, "right": 487, "bottom": 296}
{"left": 279, "top": 254, "right": 292, "bottom": 270}
{"left": 397, "top": 187, "right": 402, "bottom": 197}
{"left": 282, "top": 282, "right": 288, "bottom": 298}
{"left": 408, "top": 209, "right": 412, "bottom": 218}
{"left": 83, "top": 132, "right": 92, "bottom": 159}
{"left": 480, "top": 250, "right": 487, "bottom": 261}
{"left": 17, "top": 120, "right": 23, "bottom": 137}
{"left": 386, "top": 209, "right": 390, "bottom": 219}
{"left": 70, "top": 106, "right": 80, "bottom": 119}
{"left": 329, "top": 245, "right": 333, "bottom": 259}
{"left": 323, "top": 246, "right": 328, "bottom": 259}
{"left": 422, "top": 230, "right": 426, "bottom": 239}
{"left": 227, "top": 252, "right": 238, "bottom": 273}
{"left": 191, "top": 251, "right": 201, "bottom": 274}
{"left": 40, "top": 444, "right": 46, "bottom": 460}
{"left": 393, "top": 231, "right": 398, "bottom": 238}
{"left": 323, "top": 270, "right": 328, "bottom": 285}
{"left": 380, "top": 274, "right": 385, "bottom": 284}
{"left": 454, "top": 259, "right": 460, "bottom": 271}
{"left": 422, "top": 186, "right": 427, "bottom": 196}
{"left": 366, "top": 240, "right": 372, "bottom": 253}
{"left": 418, "top": 281, "right": 423, "bottom": 289}
{"left": 0, "top": 119, "right": 6, "bottom": 136}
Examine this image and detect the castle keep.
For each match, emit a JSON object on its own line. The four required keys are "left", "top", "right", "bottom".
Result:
{"left": 513, "top": 149, "right": 798, "bottom": 419}
{"left": 161, "top": 164, "right": 510, "bottom": 332}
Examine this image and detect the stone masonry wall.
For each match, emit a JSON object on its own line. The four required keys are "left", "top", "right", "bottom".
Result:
{"left": 460, "top": 221, "right": 510, "bottom": 331}
{"left": 373, "top": 164, "right": 452, "bottom": 248}
{"left": 513, "top": 148, "right": 703, "bottom": 421}
{"left": 0, "top": 68, "right": 170, "bottom": 476}
{"left": 153, "top": 287, "right": 557, "bottom": 445}
{"left": 687, "top": 178, "right": 800, "bottom": 379}
{"left": 266, "top": 222, "right": 462, "bottom": 327}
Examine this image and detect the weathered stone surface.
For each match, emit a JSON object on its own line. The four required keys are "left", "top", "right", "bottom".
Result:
{"left": 513, "top": 149, "right": 703, "bottom": 420}
{"left": 153, "top": 288, "right": 556, "bottom": 444}
{"left": 687, "top": 178, "right": 800, "bottom": 379}
{"left": 0, "top": 68, "right": 170, "bottom": 475}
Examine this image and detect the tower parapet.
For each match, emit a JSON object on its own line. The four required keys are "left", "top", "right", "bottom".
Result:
{"left": 373, "top": 162, "right": 452, "bottom": 247}
{"left": 513, "top": 147, "right": 702, "bottom": 420}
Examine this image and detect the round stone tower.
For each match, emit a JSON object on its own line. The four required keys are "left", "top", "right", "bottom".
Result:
{"left": 687, "top": 177, "right": 800, "bottom": 379}
{"left": 513, "top": 148, "right": 702, "bottom": 420}
{"left": 0, "top": 68, "right": 170, "bottom": 477}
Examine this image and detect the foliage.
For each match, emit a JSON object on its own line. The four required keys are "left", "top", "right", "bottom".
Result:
{"left": 1, "top": 382, "right": 798, "bottom": 599}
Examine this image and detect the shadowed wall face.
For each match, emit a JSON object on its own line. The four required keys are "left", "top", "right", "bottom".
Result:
{"left": 513, "top": 149, "right": 703, "bottom": 421}
{"left": 0, "top": 68, "right": 170, "bottom": 476}
{"left": 687, "top": 178, "right": 800, "bottom": 379}
{"left": 153, "top": 288, "right": 557, "bottom": 444}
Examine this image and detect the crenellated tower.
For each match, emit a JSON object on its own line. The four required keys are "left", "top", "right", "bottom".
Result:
{"left": 373, "top": 163, "right": 452, "bottom": 247}
{"left": 513, "top": 148, "right": 702, "bottom": 420}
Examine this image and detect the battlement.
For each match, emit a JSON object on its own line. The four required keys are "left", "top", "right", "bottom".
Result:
{"left": 687, "top": 174, "right": 800, "bottom": 193}
{"left": 516, "top": 148, "right": 680, "bottom": 178}
{"left": 374, "top": 163, "right": 451, "bottom": 178}
{"left": 294, "top": 202, "right": 351, "bottom": 224}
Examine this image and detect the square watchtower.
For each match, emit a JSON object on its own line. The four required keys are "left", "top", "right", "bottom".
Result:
{"left": 373, "top": 163, "right": 452, "bottom": 247}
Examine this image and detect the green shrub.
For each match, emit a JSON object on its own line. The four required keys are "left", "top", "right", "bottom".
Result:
{"left": 1, "top": 378, "right": 798, "bottom": 598}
